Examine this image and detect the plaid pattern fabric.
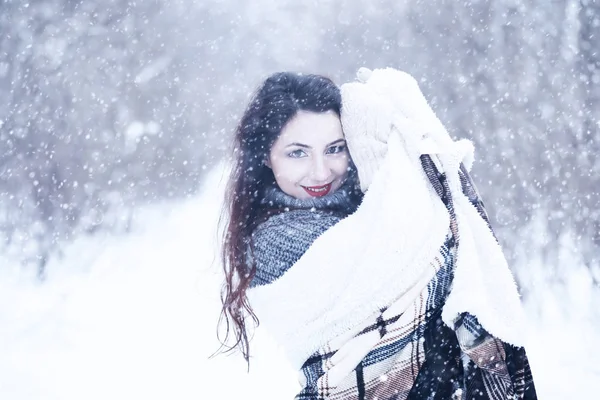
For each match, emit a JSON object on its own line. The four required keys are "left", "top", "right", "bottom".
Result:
{"left": 295, "top": 156, "right": 537, "bottom": 400}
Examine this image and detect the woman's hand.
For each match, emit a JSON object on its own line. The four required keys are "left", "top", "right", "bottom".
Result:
{"left": 340, "top": 80, "right": 395, "bottom": 192}
{"left": 340, "top": 67, "right": 452, "bottom": 192}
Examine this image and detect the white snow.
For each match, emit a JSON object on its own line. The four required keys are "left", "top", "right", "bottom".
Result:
{"left": 135, "top": 56, "right": 173, "bottom": 85}
{"left": 0, "top": 166, "right": 297, "bottom": 400}
{"left": 0, "top": 165, "right": 597, "bottom": 399}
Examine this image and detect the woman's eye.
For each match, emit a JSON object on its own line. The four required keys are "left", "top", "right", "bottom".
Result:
{"left": 326, "top": 145, "right": 347, "bottom": 155}
{"left": 288, "top": 149, "right": 307, "bottom": 158}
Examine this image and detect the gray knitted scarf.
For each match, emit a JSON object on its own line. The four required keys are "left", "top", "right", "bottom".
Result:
{"left": 260, "top": 176, "right": 360, "bottom": 212}
{"left": 250, "top": 177, "right": 361, "bottom": 288}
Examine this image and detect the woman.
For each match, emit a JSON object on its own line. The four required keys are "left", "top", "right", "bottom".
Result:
{"left": 217, "top": 69, "right": 537, "bottom": 399}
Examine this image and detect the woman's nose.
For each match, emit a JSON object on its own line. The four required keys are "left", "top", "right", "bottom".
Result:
{"left": 310, "top": 156, "right": 330, "bottom": 182}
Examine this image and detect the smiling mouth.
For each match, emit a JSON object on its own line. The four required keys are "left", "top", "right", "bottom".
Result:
{"left": 302, "top": 183, "right": 332, "bottom": 197}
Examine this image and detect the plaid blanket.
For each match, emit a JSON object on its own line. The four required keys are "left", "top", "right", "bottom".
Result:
{"left": 295, "top": 156, "right": 537, "bottom": 400}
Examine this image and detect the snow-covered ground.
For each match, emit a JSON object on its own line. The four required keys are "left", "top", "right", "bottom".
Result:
{"left": 1, "top": 166, "right": 598, "bottom": 399}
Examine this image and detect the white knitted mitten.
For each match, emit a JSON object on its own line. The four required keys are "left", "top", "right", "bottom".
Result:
{"left": 341, "top": 67, "right": 447, "bottom": 191}
{"left": 341, "top": 67, "right": 468, "bottom": 192}
{"left": 358, "top": 67, "right": 453, "bottom": 149}
{"left": 340, "top": 81, "right": 395, "bottom": 193}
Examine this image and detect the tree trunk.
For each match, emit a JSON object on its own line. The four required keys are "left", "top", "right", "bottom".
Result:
{"left": 579, "top": 0, "right": 600, "bottom": 248}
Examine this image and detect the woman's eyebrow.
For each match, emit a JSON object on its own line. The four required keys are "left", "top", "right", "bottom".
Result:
{"left": 285, "top": 138, "right": 346, "bottom": 149}
{"left": 327, "top": 138, "right": 346, "bottom": 146}
{"left": 285, "top": 142, "right": 311, "bottom": 148}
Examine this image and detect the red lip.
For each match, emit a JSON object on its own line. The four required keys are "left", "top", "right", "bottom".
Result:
{"left": 302, "top": 183, "right": 332, "bottom": 197}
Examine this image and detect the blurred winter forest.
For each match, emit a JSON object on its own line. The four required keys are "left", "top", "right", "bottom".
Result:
{"left": 0, "top": 0, "right": 598, "bottom": 287}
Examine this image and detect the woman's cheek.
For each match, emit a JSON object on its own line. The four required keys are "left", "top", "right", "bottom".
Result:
{"left": 333, "top": 157, "right": 350, "bottom": 177}
{"left": 282, "top": 158, "right": 309, "bottom": 182}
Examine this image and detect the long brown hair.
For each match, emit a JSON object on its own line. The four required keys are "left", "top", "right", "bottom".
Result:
{"left": 216, "top": 72, "right": 343, "bottom": 367}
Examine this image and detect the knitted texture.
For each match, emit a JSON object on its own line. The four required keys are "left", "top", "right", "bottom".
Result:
{"left": 250, "top": 177, "right": 360, "bottom": 288}
{"left": 340, "top": 67, "right": 471, "bottom": 193}
{"left": 338, "top": 81, "right": 394, "bottom": 192}
{"left": 259, "top": 174, "right": 361, "bottom": 213}
{"left": 251, "top": 211, "right": 343, "bottom": 288}
{"left": 295, "top": 157, "right": 536, "bottom": 400}
{"left": 357, "top": 68, "right": 450, "bottom": 142}
{"left": 341, "top": 68, "right": 524, "bottom": 346}
{"left": 244, "top": 67, "right": 533, "bottom": 399}
{"left": 247, "top": 131, "right": 452, "bottom": 369}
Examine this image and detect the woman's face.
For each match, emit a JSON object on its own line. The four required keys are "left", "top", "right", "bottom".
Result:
{"left": 266, "top": 110, "right": 349, "bottom": 199}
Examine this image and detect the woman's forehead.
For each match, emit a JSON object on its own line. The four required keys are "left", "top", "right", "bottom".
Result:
{"left": 276, "top": 110, "right": 344, "bottom": 146}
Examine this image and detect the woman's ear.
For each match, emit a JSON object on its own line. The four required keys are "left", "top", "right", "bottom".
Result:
{"left": 263, "top": 157, "right": 272, "bottom": 168}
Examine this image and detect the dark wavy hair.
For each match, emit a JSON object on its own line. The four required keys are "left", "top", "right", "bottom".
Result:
{"left": 215, "top": 72, "right": 352, "bottom": 367}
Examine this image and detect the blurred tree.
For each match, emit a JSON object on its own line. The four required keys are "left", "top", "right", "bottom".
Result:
{"left": 0, "top": 0, "right": 597, "bottom": 279}
{"left": 0, "top": 0, "right": 212, "bottom": 275}
{"left": 403, "top": 0, "right": 593, "bottom": 271}
{"left": 0, "top": 0, "right": 332, "bottom": 276}
{"left": 317, "top": 0, "right": 596, "bottom": 273}
{"left": 578, "top": 0, "right": 600, "bottom": 255}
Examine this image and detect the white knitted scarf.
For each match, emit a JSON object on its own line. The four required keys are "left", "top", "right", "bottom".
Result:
{"left": 247, "top": 121, "right": 526, "bottom": 372}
